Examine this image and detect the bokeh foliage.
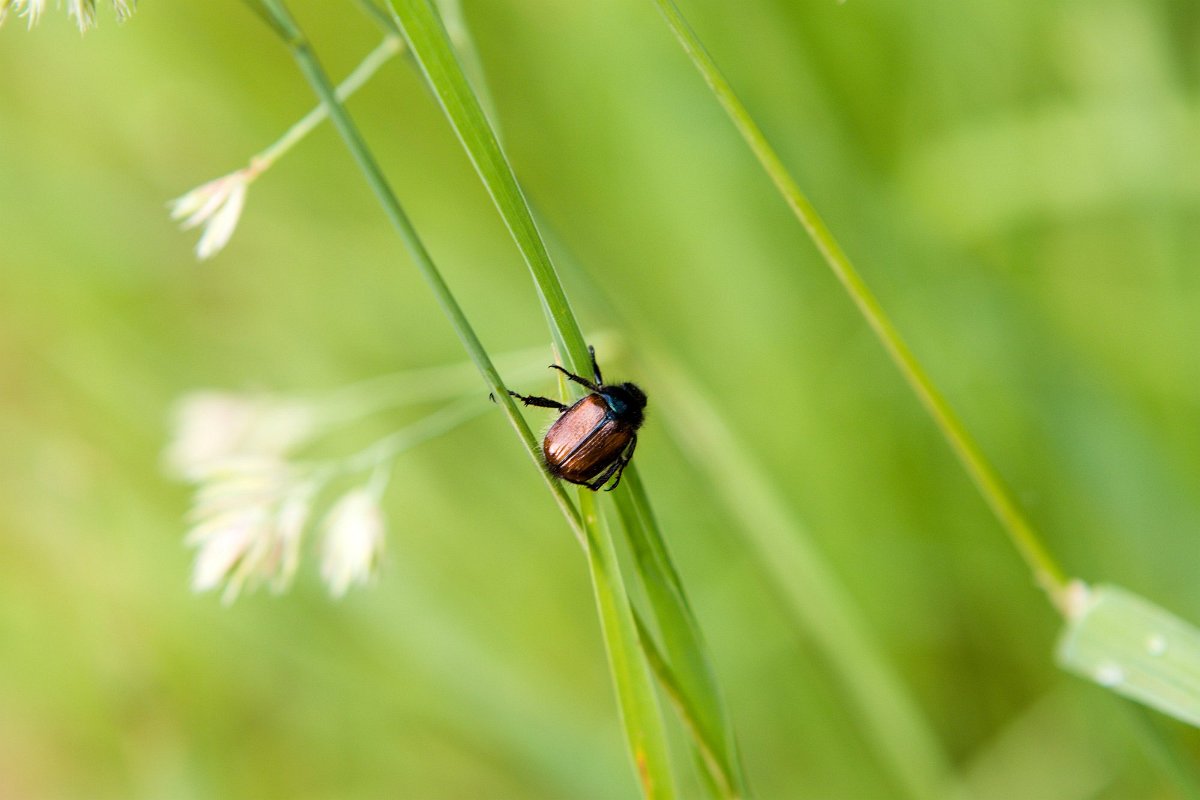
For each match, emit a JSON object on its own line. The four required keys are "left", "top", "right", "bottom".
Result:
{"left": 1, "top": 0, "right": 1199, "bottom": 797}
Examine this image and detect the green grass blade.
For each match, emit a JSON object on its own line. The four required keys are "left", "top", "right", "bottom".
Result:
{"left": 384, "top": 0, "right": 754, "bottom": 794}
{"left": 534, "top": 204, "right": 956, "bottom": 797}
{"left": 649, "top": 0, "right": 1068, "bottom": 611}
{"left": 580, "top": 490, "right": 678, "bottom": 799}
{"left": 384, "top": 0, "right": 590, "bottom": 377}
{"left": 385, "top": 2, "right": 677, "bottom": 794}
{"left": 1121, "top": 703, "right": 1200, "bottom": 800}
{"left": 436, "top": 0, "right": 747, "bottom": 780}
{"left": 632, "top": 610, "right": 730, "bottom": 796}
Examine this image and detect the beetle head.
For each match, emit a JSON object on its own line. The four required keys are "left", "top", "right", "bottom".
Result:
{"left": 601, "top": 382, "right": 647, "bottom": 427}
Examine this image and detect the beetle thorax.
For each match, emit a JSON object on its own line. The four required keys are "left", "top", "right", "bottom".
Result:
{"left": 599, "top": 382, "right": 646, "bottom": 428}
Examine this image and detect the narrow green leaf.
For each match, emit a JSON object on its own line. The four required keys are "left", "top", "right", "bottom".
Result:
{"left": 580, "top": 490, "right": 678, "bottom": 800}
{"left": 384, "top": 0, "right": 591, "bottom": 378}
{"left": 1121, "top": 703, "right": 1200, "bottom": 800}
{"left": 385, "top": 2, "right": 677, "bottom": 795}
{"left": 1059, "top": 583, "right": 1200, "bottom": 728}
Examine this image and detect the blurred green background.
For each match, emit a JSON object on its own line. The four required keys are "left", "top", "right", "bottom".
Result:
{"left": 2, "top": 0, "right": 1199, "bottom": 797}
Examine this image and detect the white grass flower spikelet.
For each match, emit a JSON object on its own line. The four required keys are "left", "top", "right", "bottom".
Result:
{"left": 185, "top": 458, "right": 314, "bottom": 604}
{"left": 274, "top": 481, "right": 315, "bottom": 588}
{"left": 66, "top": 0, "right": 96, "bottom": 30}
{"left": 166, "top": 360, "right": 496, "bottom": 602}
{"left": 0, "top": 0, "right": 133, "bottom": 31}
{"left": 320, "top": 487, "right": 386, "bottom": 598}
{"left": 0, "top": 0, "right": 46, "bottom": 27}
{"left": 110, "top": 0, "right": 132, "bottom": 22}
{"left": 170, "top": 169, "right": 252, "bottom": 260}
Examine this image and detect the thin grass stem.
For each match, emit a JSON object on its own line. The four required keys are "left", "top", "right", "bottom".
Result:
{"left": 247, "top": 0, "right": 585, "bottom": 549}
{"left": 339, "top": 395, "right": 486, "bottom": 474}
{"left": 650, "top": 0, "right": 1069, "bottom": 611}
{"left": 315, "top": 343, "right": 562, "bottom": 430}
{"left": 252, "top": 35, "right": 403, "bottom": 175}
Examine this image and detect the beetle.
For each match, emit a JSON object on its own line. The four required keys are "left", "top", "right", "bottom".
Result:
{"left": 506, "top": 346, "right": 646, "bottom": 491}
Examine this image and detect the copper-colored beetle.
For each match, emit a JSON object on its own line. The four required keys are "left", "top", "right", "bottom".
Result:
{"left": 508, "top": 346, "right": 646, "bottom": 491}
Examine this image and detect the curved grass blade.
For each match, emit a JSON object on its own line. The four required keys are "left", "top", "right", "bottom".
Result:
{"left": 383, "top": 0, "right": 591, "bottom": 376}
{"left": 384, "top": 1, "right": 677, "bottom": 794}
{"left": 527, "top": 202, "right": 957, "bottom": 797}
{"left": 580, "top": 489, "right": 678, "bottom": 800}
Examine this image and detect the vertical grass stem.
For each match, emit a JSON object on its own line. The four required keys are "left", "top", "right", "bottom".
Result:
{"left": 651, "top": 0, "right": 1069, "bottom": 610}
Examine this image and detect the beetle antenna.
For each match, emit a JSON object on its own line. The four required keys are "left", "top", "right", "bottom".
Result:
{"left": 588, "top": 345, "right": 603, "bottom": 385}
{"left": 549, "top": 364, "right": 600, "bottom": 393}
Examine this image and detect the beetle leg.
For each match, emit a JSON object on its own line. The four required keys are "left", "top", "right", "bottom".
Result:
{"left": 585, "top": 458, "right": 624, "bottom": 492}
{"left": 585, "top": 434, "right": 638, "bottom": 491}
{"left": 549, "top": 364, "right": 600, "bottom": 393}
{"left": 603, "top": 435, "right": 638, "bottom": 491}
{"left": 507, "top": 390, "right": 569, "bottom": 412}
{"left": 588, "top": 345, "right": 603, "bottom": 385}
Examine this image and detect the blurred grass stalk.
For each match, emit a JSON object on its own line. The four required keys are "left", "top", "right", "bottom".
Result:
{"left": 650, "top": 0, "right": 1200, "bottom": 752}
{"left": 646, "top": 349, "right": 959, "bottom": 800}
